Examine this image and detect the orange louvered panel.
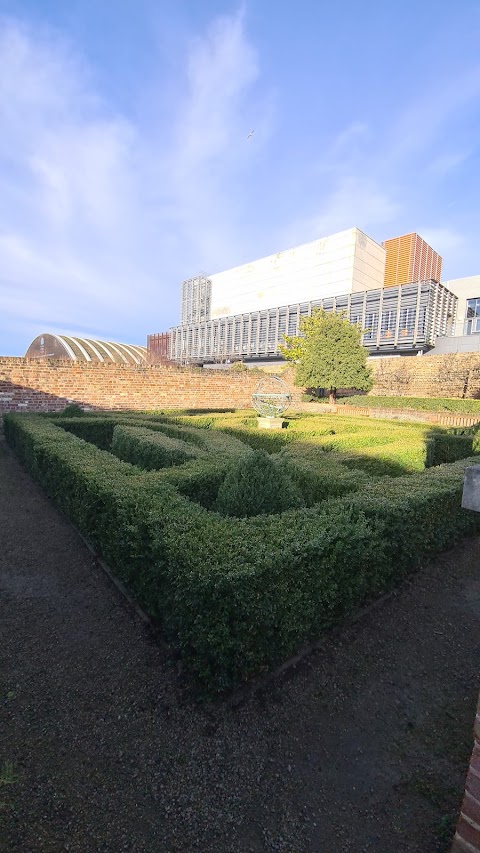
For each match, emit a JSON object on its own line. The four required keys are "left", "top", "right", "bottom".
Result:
{"left": 383, "top": 233, "right": 443, "bottom": 286}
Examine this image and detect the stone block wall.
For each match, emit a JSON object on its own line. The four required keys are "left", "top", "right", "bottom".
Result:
{"left": 0, "top": 358, "right": 301, "bottom": 413}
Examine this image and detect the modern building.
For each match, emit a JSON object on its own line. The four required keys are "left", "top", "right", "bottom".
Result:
{"left": 180, "top": 228, "right": 385, "bottom": 326}
{"left": 158, "top": 227, "right": 458, "bottom": 364}
{"left": 169, "top": 280, "right": 455, "bottom": 363}
{"left": 26, "top": 333, "right": 147, "bottom": 365}
{"left": 146, "top": 332, "right": 171, "bottom": 363}
{"left": 431, "top": 275, "right": 480, "bottom": 354}
{"left": 383, "top": 233, "right": 442, "bottom": 288}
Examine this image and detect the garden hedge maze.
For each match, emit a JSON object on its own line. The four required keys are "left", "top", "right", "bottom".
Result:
{"left": 4, "top": 409, "right": 480, "bottom": 692}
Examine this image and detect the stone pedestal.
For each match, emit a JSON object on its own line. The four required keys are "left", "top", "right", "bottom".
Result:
{"left": 462, "top": 464, "right": 480, "bottom": 511}
{"left": 257, "top": 417, "right": 285, "bottom": 430}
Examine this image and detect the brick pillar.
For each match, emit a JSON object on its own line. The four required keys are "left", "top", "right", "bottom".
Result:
{"left": 452, "top": 695, "right": 480, "bottom": 852}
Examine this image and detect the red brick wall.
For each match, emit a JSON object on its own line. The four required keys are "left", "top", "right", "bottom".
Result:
{"left": 2, "top": 352, "right": 480, "bottom": 415}
{"left": 452, "top": 696, "right": 480, "bottom": 853}
{"left": 369, "top": 353, "right": 480, "bottom": 399}
{"left": 0, "top": 358, "right": 301, "bottom": 413}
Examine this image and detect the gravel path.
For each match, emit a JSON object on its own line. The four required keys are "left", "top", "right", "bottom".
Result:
{"left": 1, "top": 436, "right": 479, "bottom": 853}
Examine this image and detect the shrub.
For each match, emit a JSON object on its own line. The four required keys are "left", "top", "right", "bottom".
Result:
{"left": 5, "top": 410, "right": 480, "bottom": 693}
{"left": 425, "top": 428, "right": 479, "bottom": 467}
{"left": 215, "top": 449, "right": 305, "bottom": 517}
{"left": 111, "top": 424, "right": 204, "bottom": 469}
{"left": 62, "top": 403, "right": 85, "bottom": 417}
{"left": 148, "top": 421, "right": 252, "bottom": 458}
{"left": 273, "top": 449, "right": 373, "bottom": 504}
{"left": 333, "top": 395, "right": 480, "bottom": 415}
{"left": 56, "top": 417, "right": 116, "bottom": 450}
{"left": 218, "top": 425, "right": 294, "bottom": 453}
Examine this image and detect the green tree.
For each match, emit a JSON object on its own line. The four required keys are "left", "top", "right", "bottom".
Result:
{"left": 279, "top": 308, "right": 373, "bottom": 404}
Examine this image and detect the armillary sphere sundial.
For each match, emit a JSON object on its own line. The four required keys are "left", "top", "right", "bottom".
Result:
{"left": 252, "top": 376, "right": 291, "bottom": 427}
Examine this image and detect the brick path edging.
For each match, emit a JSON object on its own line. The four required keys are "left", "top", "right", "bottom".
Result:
{"left": 452, "top": 696, "right": 480, "bottom": 852}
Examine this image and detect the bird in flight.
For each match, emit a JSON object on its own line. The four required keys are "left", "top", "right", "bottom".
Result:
{"left": 247, "top": 129, "right": 255, "bottom": 139}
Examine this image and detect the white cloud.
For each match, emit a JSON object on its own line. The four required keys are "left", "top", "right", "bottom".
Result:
{"left": 282, "top": 60, "right": 480, "bottom": 258}
{"left": 418, "top": 227, "right": 465, "bottom": 255}
{"left": 385, "top": 66, "right": 480, "bottom": 165}
{"left": 164, "top": 8, "right": 267, "bottom": 268}
{"left": 283, "top": 176, "right": 400, "bottom": 249}
{"left": 427, "top": 151, "right": 471, "bottom": 177}
{"left": 312, "top": 176, "right": 399, "bottom": 236}
{"left": 176, "top": 8, "right": 258, "bottom": 167}
{"left": 0, "top": 10, "right": 265, "bottom": 353}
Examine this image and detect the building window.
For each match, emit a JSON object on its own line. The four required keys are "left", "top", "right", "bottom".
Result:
{"left": 381, "top": 309, "right": 396, "bottom": 338}
{"left": 363, "top": 313, "right": 378, "bottom": 342}
{"left": 398, "top": 307, "right": 415, "bottom": 337}
{"left": 417, "top": 306, "right": 427, "bottom": 336}
{"left": 464, "top": 298, "right": 480, "bottom": 335}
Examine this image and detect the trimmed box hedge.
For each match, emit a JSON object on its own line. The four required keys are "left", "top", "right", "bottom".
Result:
{"left": 5, "top": 411, "right": 480, "bottom": 693}
{"left": 327, "top": 395, "right": 480, "bottom": 415}
{"left": 111, "top": 424, "right": 206, "bottom": 469}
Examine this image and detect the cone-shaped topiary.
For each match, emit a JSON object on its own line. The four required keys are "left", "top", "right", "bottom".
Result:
{"left": 215, "top": 449, "right": 305, "bottom": 518}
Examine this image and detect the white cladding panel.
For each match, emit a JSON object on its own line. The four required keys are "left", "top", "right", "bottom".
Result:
{"left": 209, "top": 229, "right": 385, "bottom": 319}
{"left": 352, "top": 234, "right": 386, "bottom": 292}
{"left": 443, "top": 275, "right": 480, "bottom": 336}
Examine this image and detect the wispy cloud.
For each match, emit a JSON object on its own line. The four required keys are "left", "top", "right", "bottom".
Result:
{"left": 175, "top": 8, "right": 258, "bottom": 167}
{"left": 418, "top": 227, "right": 466, "bottom": 255}
{"left": 1, "top": 8, "right": 480, "bottom": 356}
{"left": 0, "top": 10, "right": 266, "bottom": 353}
{"left": 427, "top": 151, "right": 471, "bottom": 177}
{"left": 385, "top": 65, "right": 480, "bottom": 165}
{"left": 284, "top": 175, "right": 400, "bottom": 249}
{"left": 284, "top": 61, "right": 480, "bottom": 259}
{"left": 163, "top": 7, "right": 267, "bottom": 266}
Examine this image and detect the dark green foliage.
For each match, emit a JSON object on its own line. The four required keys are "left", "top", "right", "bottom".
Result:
{"left": 273, "top": 450, "right": 373, "bottom": 504}
{"left": 111, "top": 424, "right": 204, "bottom": 469}
{"left": 56, "top": 417, "right": 116, "bottom": 450}
{"left": 61, "top": 403, "right": 85, "bottom": 417}
{"left": 155, "top": 461, "right": 228, "bottom": 509}
{"left": 5, "top": 410, "right": 480, "bottom": 694}
{"left": 218, "top": 425, "right": 294, "bottom": 453}
{"left": 146, "top": 420, "right": 252, "bottom": 458}
{"left": 159, "top": 505, "right": 381, "bottom": 689}
{"left": 332, "top": 395, "right": 480, "bottom": 415}
{"left": 215, "top": 449, "right": 305, "bottom": 517}
{"left": 281, "top": 308, "right": 373, "bottom": 401}
{"left": 426, "top": 430, "right": 478, "bottom": 467}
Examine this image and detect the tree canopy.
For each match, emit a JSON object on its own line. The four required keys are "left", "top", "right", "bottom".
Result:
{"left": 279, "top": 308, "right": 373, "bottom": 403}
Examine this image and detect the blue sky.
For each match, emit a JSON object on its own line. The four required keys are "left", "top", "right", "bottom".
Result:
{"left": 1, "top": 1, "right": 480, "bottom": 355}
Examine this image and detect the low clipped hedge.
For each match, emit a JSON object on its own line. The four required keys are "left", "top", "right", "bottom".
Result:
{"left": 111, "top": 424, "right": 205, "bottom": 469}
{"left": 331, "top": 395, "right": 480, "bottom": 415}
{"left": 5, "top": 411, "right": 480, "bottom": 693}
{"left": 426, "top": 428, "right": 479, "bottom": 467}
{"left": 56, "top": 416, "right": 116, "bottom": 450}
{"left": 275, "top": 450, "right": 374, "bottom": 504}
